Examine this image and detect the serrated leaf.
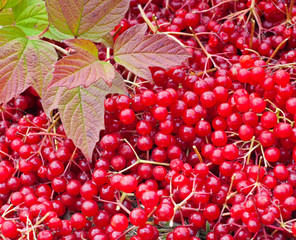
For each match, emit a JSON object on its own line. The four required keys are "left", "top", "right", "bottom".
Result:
{"left": 46, "top": 26, "right": 114, "bottom": 48}
{"left": 0, "top": 26, "right": 57, "bottom": 104}
{"left": 52, "top": 72, "right": 126, "bottom": 160}
{"left": 0, "top": 0, "right": 49, "bottom": 36}
{"left": 114, "top": 24, "right": 191, "bottom": 80}
{"left": 45, "top": 0, "right": 129, "bottom": 39}
{"left": 64, "top": 39, "right": 98, "bottom": 56}
{"left": 48, "top": 39, "right": 115, "bottom": 89}
{"left": 41, "top": 70, "right": 63, "bottom": 117}
{"left": 13, "top": 0, "right": 49, "bottom": 36}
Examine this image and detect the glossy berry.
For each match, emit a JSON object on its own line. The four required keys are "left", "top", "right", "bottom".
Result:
{"left": 110, "top": 213, "right": 129, "bottom": 232}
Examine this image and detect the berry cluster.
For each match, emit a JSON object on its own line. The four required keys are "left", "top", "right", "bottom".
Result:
{"left": 2, "top": 0, "right": 296, "bottom": 239}
{"left": 101, "top": 53, "right": 296, "bottom": 239}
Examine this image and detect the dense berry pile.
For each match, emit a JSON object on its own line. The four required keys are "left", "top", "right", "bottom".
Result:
{"left": 2, "top": 0, "right": 296, "bottom": 239}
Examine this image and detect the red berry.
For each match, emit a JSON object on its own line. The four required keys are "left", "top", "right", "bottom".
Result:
{"left": 110, "top": 213, "right": 129, "bottom": 232}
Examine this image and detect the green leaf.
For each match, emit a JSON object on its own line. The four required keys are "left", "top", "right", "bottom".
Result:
{"left": 43, "top": 72, "right": 127, "bottom": 161}
{"left": 0, "top": 8, "right": 14, "bottom": 26}
{"left": 114, "top": 24, "right": 191, "bottom": 80}
{"left": 45, "top": 0, "right": 129, "bottom": 39}
{"left": 0, "top": 26, "right": 58, "bottom": 104}
{"left": 0, "top": 0, "right": 7, "bottom": 10}
{"left": 48, "top": 39, "right": 115, "bottom": 89}
{"left": 0, "top": 0, "right": 49, "bottom": 36}
{"left": 46, "top": 25, "right": 74, "bottom": 41}
{"left": 13, "top": 0, "right": 49, "bottom": 36}
{"left": 4, "top": 0, "right": 21, "bottom": 8}
{"left": 206, "top": 221, "right": 210, "bottom": 234}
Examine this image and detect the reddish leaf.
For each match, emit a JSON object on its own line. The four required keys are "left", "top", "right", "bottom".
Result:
{"left": 49, "top": 39, "right": 115, "bottom": 89}
{"left": 0, "top": 26, "right": 57, "bottom": 104}
{"left": 42, "top": 70, "right": 62, "bottom": 117}
{"left": 63, "top": 39, "right": 99, "bottom": 56}
{"left": 43, "top": 72, "right": 127, "bottom": 160}
{"left": 114, "top": 24, "right": 191, "bottom": 80}
{"left": 45, "top": 0, "right": 129, "bottom": 39}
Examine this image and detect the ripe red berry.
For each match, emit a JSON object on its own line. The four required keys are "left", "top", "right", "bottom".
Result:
{"left": 110, "top": 213, "right": 129, "bottom": 232}
{"left": 1, "top": 220, "right": 18, "bottom": 238}
{"left": 119, "top": 175, "right": 137, "bottom": 193}
{"left": 130, "top": 208, "right": 148, "bottom": 226}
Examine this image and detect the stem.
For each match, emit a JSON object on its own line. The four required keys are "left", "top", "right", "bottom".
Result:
{"left": 112, "top": 25, "right": 123, "bottom": 39}
{"left": 106, "top": 47, "right": 110, "bottom": 61}
{"left": 139, "top": 159, "right": 170, "bottom": 166}
{"left": 46, "top": 42, "right": 70, "bottom": 56}
{"left": 1, "top": 204, "right": 14, "bottom": 217}
{"left": 265, "top": 99, "right": 287, "bottom": 122}
{"left": 123, "top": 139, "right": 140, "bottom": 160}
{"left": 227, "top": 174, "right": 236, "bottom": 200}
{"left": 165, "top": 31, "right": 193, "bottom": 37}
{"left": 244, "top": 48, "right": 261, "bottom": 56}
{"left": 152, "top": 14, "right": 160, "bottom": 31}
{"left": 62, "top": 148, "right": 77, "bottom": 175}
{"left": 256, "top": 157, "right": 263, "bottom": 183}
{"left": 192, "top": 0, "right": 234, "bottom": 14}
{"left": 266, "top": 38, "right": 289, "bottom": 64}
{"left": 190, "top": 27, "right": 218, "bottom": 68}
{"left": 249, "top": 19, "right": 255, "bottom": 49}
{"left": 169, "top": 177, "right": 197, "bottom": 227}
{"left": 289, "top": 0, "right": 295, "bottom": 22}
{"left": 116, "top": 192, "right": 129, "bottom": 211}
{"left": 138, "top": 4, "right": 157, "bottom": 33}
{"left": 246, "top": 136, "right": 255, "bottom": 165}
{"left": 37, "top": 24, "right": 50, "bottom": 38}
{"left": 196, "top": 67, "right": 217, "bottom": 77}
{"left": 117, "top": 139, "right": 169, "bottom": 174}
{"left": 116, "top": 226, "right": 137, "bottom": 240}
{"left": 27, "top": 132, "right": 66, "bottom": 138}
{"left": 192, "top": 145, "right": 203, "bottom": 163}
{"left": 0, "top": 234, "right": 8, "bottom": 240}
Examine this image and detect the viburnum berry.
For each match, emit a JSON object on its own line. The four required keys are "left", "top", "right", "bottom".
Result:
{"left": 110, "top": 213, "right": 129, "bottom": 232}
{"left": 119, "top": 175, "right": 137, "bottom": 193}
{"left": 238, "top": 124, "right": 254, "bottom": 141}
{"left": 200, "top": 91, "right": 217, "bottom": 108}
{"left": 71, "top": 213, "right": 87, "bottom": 230}
{"left": 100, "top": 134, "right": 119, "bottom": 151}
{"left": 274, "top": 69, "right": 290, "bottom": 86}
{"left": 38, "top": 230, "right": 53, "bottom": 240}
{"left": 0, "top": 166, "right": 10, "bottom": 183}
{"left": 119, "top": 109, "right": 135, "bottom": 124}
{"left": 81, "top": 200, "right": 98, "bottom": 217}
{"left": 250, "top": 97, "right": 266, "bottom": 113}
{"left": 1, "top": 220, "right": 18, "bottom": 238}
{"left": 286, "top": 97, "right": 296, "bottom": 114}
{"left": 3, "top": 2, "right": 296, "bottom": 239}
{"left": 130, "top": 208, "right": 147, "bottom": 226}
{"left": 292, "top": 222, "right": 296, "bottom": 235}
{"left": 203, "top": 204, "right": 220, "bottom": 221}
{"left": 173, "top": 226, "right": 190, "bottom": 240}
{"left": 211, "top": 130, "right": 228, "bottom": 147}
